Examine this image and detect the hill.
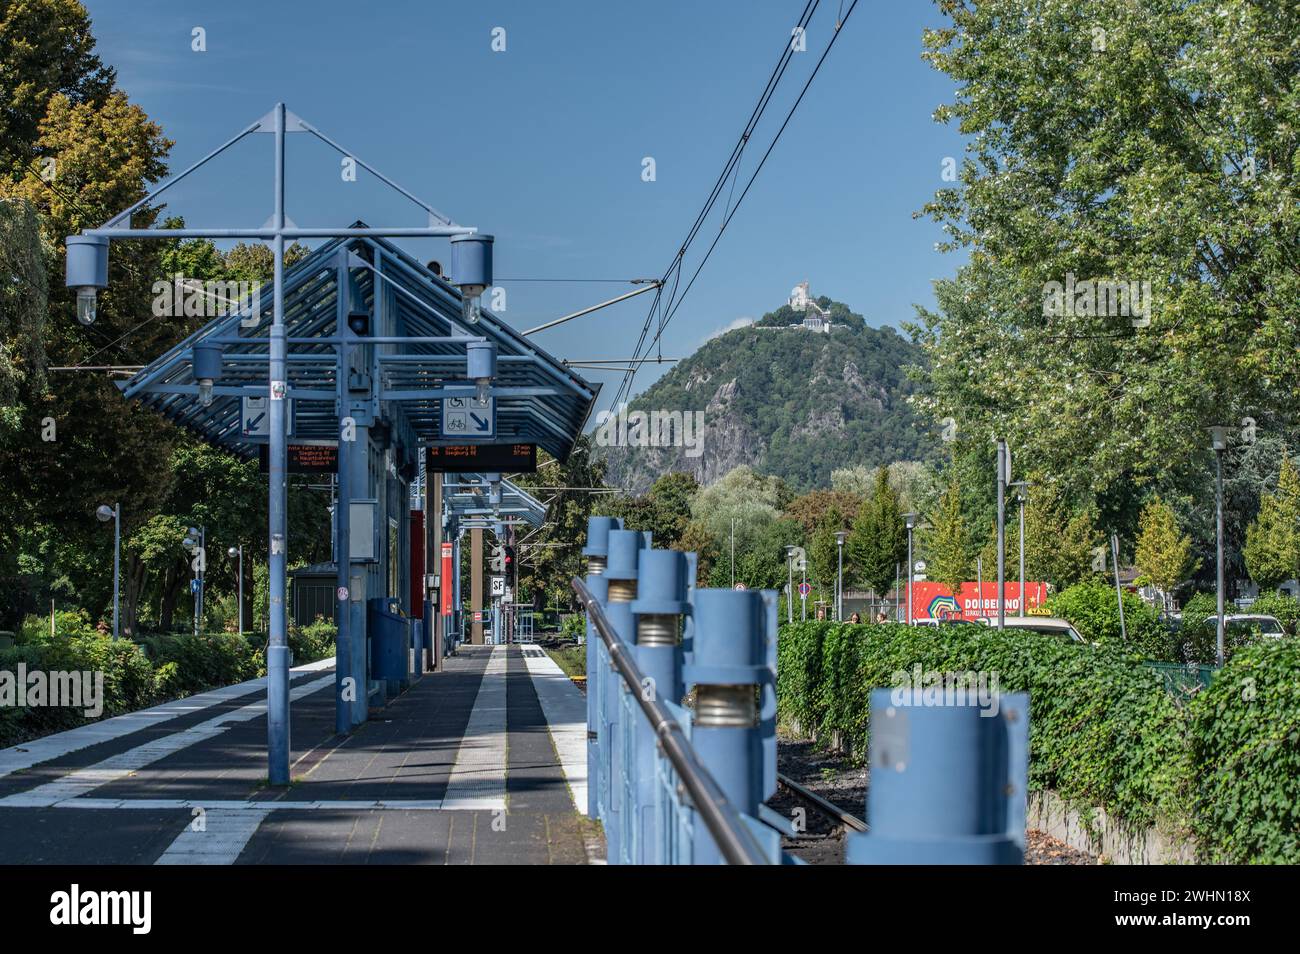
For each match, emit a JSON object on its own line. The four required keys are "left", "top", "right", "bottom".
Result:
{"left": 597, "top": 296, "right": 936, "bottom": 493}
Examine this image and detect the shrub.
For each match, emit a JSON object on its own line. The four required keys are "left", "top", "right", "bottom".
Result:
{"left": 777, "top": 620, "right": 1189, "bottom": 830}
{"left": 560, "top": 614, "right": 586, "bottom": 641}
{"left": 1189, "top": 639, "right": 1300, "bottom": 863}
{"left": 1047, "top": 579, "right": 1176, "bottom": 660}
{"left": 290, "top": 619, "right": 336, "bottom": 664}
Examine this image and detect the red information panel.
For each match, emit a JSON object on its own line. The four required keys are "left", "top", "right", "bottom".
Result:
{"left": 908, "top": 581, "right": 1049, "bottom": 621}
{"left": 440, "top": 542, "right": 453, "bottom": 616}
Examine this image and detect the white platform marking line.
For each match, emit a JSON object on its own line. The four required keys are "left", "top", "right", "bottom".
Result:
{"left": 0, "top": 674, "right": 336, "bottom": 807}
{"left": 0, "top": 658, "right": 335, "bottom": 779}
{"left": 440, "top": 646, "right": 508, "bottom": 812}
{"left": 519, "top": 648, "right": 588, "bottom": 815}
{"left": 155, "top": 807, "right": 271, "bottom": 865}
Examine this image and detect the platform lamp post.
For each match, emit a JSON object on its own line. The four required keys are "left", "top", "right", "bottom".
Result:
{"left": 228, "top": 545, "right": 244, "bottom": 636}
{"left": 1009, "top": 481, "right": 1029, "bottom": 617}
{"left": 903, "top": 512, "right": 918, "bottom": 625}
{"left": 95, "top": 504, "right": 120, "bottom": 639}
{"left": 65, "top": 102, "right": 483, "bottom": 785}
{"left": 181, "top": 526, "right": 205, "bottom": 637}
{"left": 1208, "top": 426, "right": 1231, "bottom": 667}
{"left": 835, "top": 530, "right": 848, "bottom": 621}
{"left": 784, "top": 545, "right": 796, "bottom": 624}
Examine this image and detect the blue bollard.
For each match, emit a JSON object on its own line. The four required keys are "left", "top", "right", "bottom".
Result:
{"left": 846, "top": 687, "right": 1028, "bottom": 864}
{"left": 629, "top": 548, "right": 690, "bottom": 864}
{"left": 685, "top": 588, "right": 773, "bottom": 865}
{"left": 601, "top": 528, "right": 648, "bottom": 864}
{"left": 581, "top": 516, "right": 621, "bottom": 821}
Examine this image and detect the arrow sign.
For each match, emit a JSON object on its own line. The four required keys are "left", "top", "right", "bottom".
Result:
{"left": 441, "top": 388, "right": 494, "bottom": 439}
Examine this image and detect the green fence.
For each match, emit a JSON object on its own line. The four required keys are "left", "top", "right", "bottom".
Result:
{"left": 1143, "top": 660, "right": 1217, "bottom": 702}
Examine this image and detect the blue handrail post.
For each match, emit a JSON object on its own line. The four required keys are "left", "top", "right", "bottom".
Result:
{"left": 685, "top": 589, "right": 772, "bottom": 864}
{"left": 601, "top": 528, "right": 648, "bottom": 863}
{"left": 846, "top": 687, "right": 1029, "bottom": 864}
{"left": 581, "top": 516, "right": 621, "bottom": 820}
{"left": 629, "top": 548, "right": 690, "bottom": 863}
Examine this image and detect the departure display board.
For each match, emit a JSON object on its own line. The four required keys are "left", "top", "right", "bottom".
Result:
{"left": 258, "top": 443, "right": 340, "bottom": 474}
{"left": 425, "top": 443, "right": 537, "bottom": 473}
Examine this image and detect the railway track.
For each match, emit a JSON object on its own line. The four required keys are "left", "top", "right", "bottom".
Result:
{"left": 776, "top": 772, "right": 868, "bottom": 834}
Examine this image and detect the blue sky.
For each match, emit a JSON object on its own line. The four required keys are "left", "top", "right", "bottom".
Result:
{"left": 84, "top": 0, "right": 966, "bottom": 408}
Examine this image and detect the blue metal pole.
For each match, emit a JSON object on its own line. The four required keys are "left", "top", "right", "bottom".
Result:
{"left": 630, "top": 548, "right": 689, "bottom": 863}
{"left": 335, "top": 273, "right": 353, "bottom": 735}
{"left": 601, "top": 527, "right": 647, "bottom": 863}
{"left": 686, "top": 589, "right": 768, "bottom": 865}
{"left": 581, "top": 515, "right": 620, "bottom": 820}
{"left": 266, "top": 101, "right": 291, "bottom": 784}
{"left": 112, "top": 503, "right": 120, "bottom": 639}
{"left": 846, "top": 688, "right": 1028, "bottom": 864}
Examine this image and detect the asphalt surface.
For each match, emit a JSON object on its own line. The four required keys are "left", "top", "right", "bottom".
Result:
{"left": 0, "top": 647, "right": 590, "bottom": 865}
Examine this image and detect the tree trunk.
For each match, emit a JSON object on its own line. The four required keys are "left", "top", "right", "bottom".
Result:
{"left": 159, "top": 561, "right": 182, "bottom": 631}
{"left": 124, "top": 554, "right": 146, "bottom": 637}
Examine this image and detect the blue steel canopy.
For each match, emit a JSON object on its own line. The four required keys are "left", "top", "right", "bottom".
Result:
{"left": 443, "top": 474, "right": 547, "bottom": 529}
{"left": 120, "top": 228, "right": 599, "bottom": 463}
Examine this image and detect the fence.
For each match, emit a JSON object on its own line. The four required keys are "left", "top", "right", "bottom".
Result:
{"left": 576, "top": 515, "right": 1031, "bottom": 865}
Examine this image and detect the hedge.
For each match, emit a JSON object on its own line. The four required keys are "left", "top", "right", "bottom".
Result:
{"left": 0, "top": 610, "right": 336, "bottom": 749}
{"left": 777, "top": 620, "right": 1300, "bottom": 862}
{"left": 1189, "top": 638, "right": 1300, "bottom": 863}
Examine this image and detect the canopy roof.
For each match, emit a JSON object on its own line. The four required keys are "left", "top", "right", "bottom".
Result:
{"left": 121, "top": 229, "right": 599, "bottom": 464}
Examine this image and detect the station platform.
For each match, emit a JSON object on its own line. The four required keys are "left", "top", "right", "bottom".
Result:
{"left": 0, "top": 646, "right": 596, "bottom": 865}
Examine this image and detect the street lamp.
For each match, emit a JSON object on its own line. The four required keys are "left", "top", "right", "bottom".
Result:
{"left": 1010, "top": 481, "right": 1029, "bottom": 617}
{"left": 904, "top": 512, "right": 918, "bottom": 625}
{"left": 228, "top": 545, "right": 244, "bottom": 636}
{"left": 1208, "top": 426, "right": 1231, "bottom": 666}
{"left": 182, "top": 526, "right": 205, "bottom": 638}
{"left": 96, "top": 503, "right": 120, "bottom": 639}
{"left": 996, "top": 439, "right": 1010, "bottom": 630}
{"left": 835, "top": 530, "right": 848, "bottom": 621}
{"left": 784, "top": 545, "right": 797, "bottom": 624}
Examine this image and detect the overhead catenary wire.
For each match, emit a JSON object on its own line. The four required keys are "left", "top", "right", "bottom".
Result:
{"left": 645, "top": 0, "right": 860, "bottom": 348}
{"left": 608, "top": 0, "right": 823, "bottom": 411}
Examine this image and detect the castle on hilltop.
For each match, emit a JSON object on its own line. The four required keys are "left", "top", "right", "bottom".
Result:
{"left": 788, "top": 281, "right": 832, "bottom": 332}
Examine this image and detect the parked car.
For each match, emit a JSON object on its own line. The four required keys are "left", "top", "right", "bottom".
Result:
{"left": 975, "top": 615, "right": 1087, "bottom": 644}
{"left": 912, "top": 617, "right": 981, "bottom": 628}
{"left": 1222, "top": 614, "right": 1285, "bottom": 638}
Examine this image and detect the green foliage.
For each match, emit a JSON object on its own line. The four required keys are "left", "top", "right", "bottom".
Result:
{"left": 922, "top": 477, "right": 970, "bottom": 597}
{"left": 0, "top": 608, "right": 332, "bottom": 747}
{"left": 1243, "top": 455, "right": 1300, "bottom": 592}
{"left": 1048, "top": 579, "right": 1177, "bottom": 661}
{"left": 913, "top": 0, "right": 1300, "bottom": 595}
{"left": 777, "top": 621, "right": 1190, "bottom": 832}
{"left": 601, "top": 306, "right": 937, "bottom": 493}
{"left": 1135, "top": 496, "right": 1198, "bottom": 605}
{"left": 560, "top": 614, "right": 585, "bottom": 641}
{"left": 1189, "top": 639, "right": 1300, "bottom": 863}
{"left": 848, "top": 465, "right": 906, "bottom": 594}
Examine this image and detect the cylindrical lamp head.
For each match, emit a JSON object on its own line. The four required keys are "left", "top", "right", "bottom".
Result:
{"left": 450, "top": 233, "right": 494, "bottom": 296}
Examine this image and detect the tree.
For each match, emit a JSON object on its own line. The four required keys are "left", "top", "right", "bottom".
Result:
{"left": 512, "top": 436, "right": 608, "bottom": 610}
{"left": 1243, "top": 455, "right": 1300, "bottom": 593}
{"left": 913, "top": 0, "right": 1300, "bottom": 522}
{"left": 923, "top": 478, "right": 970, "bottom": 598}
{"left": 1134, "top": 496, "right": 1198, "bottom": 612}
{"left": 808, "top": 506, "right": 845, "bottom": 590}
{"left": 849, "top": 465, "right": 906, "bottom": 595}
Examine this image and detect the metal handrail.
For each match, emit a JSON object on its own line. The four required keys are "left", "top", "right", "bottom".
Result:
{"left": 572, "top": 576, "right": 772, "bottom": 866}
